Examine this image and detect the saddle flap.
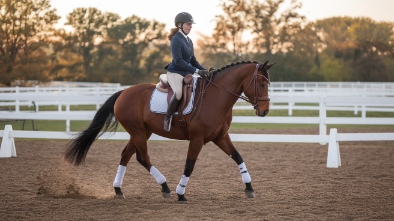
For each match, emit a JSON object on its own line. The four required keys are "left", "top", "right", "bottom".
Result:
{"left": 180, "top": 74, "right": 194, "bottom": 110}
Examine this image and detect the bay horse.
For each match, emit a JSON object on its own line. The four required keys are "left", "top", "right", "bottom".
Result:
{"left": 64, "top": 60, "right": 274, "bottom": 202}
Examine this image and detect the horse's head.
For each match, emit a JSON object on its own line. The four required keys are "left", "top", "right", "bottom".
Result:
{"left": 242, "top": 61, "right": 275, "bottom": 117}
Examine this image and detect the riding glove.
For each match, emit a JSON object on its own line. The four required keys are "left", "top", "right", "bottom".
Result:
{"left": 198, "top": 70, "right": 209, "bottom": 78}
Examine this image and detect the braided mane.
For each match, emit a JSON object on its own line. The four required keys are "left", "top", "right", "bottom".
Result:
{"left": 211, "top": 61, "right": 258, "bottom": 75}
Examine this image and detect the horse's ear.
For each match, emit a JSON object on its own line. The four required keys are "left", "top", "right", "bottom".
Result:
{"left": 266, "top": 62, "right": 276, "bottom": 70}
{"left": 259, "top": 61, "right": 269, "bottom": 71}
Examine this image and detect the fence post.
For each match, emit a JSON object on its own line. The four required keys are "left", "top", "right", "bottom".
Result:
{"left": 0, "top": 125, "right": 17, "bottom": 158}
{"left": 326, "top": 128, "right": 341, "bottom": 168}
{"left": 361, "top": 92, "right": 366, "bottom": 118}
{"left": 288, "top": 88, "right": 293, "bottom": 116}
{"left": 15, "top": 86, "right": 20, "bottom": 112}
{"left": 66, "top": 105, "right": 70, "bottom": 132}
{"left": 95, "top": 87, "right": 100, "bottom": 110}
{"left": 319, "top": 96, "right": 327, "bottom": 144}
{"left": 361, "top": 105, "right": 366, "bottom": 118}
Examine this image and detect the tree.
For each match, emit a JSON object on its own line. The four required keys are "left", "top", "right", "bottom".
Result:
{"left": 65, "top": 7, "right": 120, "bottom": 80}
{"left": 271, "top": 22, "right": 323, "bottom": 81}
{"left": 315, "top": 17, "right": 394, "bottom": 81}
{"left": 199, "top": 0, "right": 306, "bottom": 68}
{"left": 106, "top": 15, "right": 167, "bottom": 84}
{"left": 247, "top": 0, "right": 305, "bottom": 58}
{"left": 142, "top": 43, "right": 172, "bottom": 83}
{"left": 198, "top": 0, "right": 251, "bottom": 64}
{"left": 350, "top": 18, "right": 393, "bottom": 81}
{"left": 45, "top": 29, "right": 85, "bottom": 82}
{"left": 0, "top": 0, "right": 59, "bottom": 86}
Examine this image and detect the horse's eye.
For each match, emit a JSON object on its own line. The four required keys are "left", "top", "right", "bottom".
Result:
{"left": 260, "top": 83, "right": 265, "bottom": 88}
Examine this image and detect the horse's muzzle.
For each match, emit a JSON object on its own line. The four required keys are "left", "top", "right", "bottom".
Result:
{"left": 256, "top": 109, "right": 269, "bottom": 117}
{"left": 254, "top": 97, "right": 270, "bottom": 117}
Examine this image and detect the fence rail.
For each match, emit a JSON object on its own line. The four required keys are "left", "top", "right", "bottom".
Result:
{"left": 1, "top": 125, "right": 393, "bottom": 168}
{"left": 2, "top": 88, "right": 394, "bottom": 113}
{"left": 2, "top": 93, "right": 394, "bottom": 133}
{"left": 270, "top": 81, "right": 394, "bottom": 91}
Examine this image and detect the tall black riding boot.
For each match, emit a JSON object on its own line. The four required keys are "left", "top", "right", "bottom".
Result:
{"left": 163, "top": 93, "right": 180, "bottom": 131}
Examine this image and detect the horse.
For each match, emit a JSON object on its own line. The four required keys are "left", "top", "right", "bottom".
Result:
{"left": 64, "top": 60, "right": 275, "bottom": 202}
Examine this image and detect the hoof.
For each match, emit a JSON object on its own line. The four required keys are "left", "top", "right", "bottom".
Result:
{"left": 177, "top": 194, "right": 188, "bottom": 203}
{"left": 161, "top": 182, "right": 171, "bottom": 198}
{"left": 114, "top": 194, "right": 125, "bottom": 199}
{"left": 244, "top": 182, "right": 255, "bottom": 198}
{"left": 162, "top": 191, "right": 171, "bottom": 198}
{"left": 245, "top": 189, "right": 255, "bottom": 198}
{"left": 114, "top": 187, "right": 125, "bottom": 199}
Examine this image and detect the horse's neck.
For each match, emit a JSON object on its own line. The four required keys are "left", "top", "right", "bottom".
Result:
{"left": 214, "top": 66, "right": 251, "bottom": 96}
{"left": 209, "top": 66, "right": 251, "bottom": 109}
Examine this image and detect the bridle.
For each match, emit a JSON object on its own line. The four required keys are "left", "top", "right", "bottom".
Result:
{"left": 204, "top": 64, "right": 270, "bottom": 109}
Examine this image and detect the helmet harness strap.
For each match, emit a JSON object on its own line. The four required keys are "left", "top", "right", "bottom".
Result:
{"left": 179, "top": 23, "right": 187, "bottom": 35}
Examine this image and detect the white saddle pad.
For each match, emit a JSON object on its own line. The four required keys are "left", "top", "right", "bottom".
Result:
{"left": 150, "top": 76, "right": 199, "bottom": 115}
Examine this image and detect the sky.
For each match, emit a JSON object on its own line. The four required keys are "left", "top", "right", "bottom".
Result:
{"left": 51, "top": 0, "right": 394, "bottom": 40}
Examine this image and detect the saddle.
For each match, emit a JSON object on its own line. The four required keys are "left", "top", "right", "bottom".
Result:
{"left": 156, "top": 74, "right": 194, "bottom": 112}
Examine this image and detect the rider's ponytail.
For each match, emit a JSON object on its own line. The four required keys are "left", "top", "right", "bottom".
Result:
{"left": 168, "top": 27, "right": 180, "bottom": 41}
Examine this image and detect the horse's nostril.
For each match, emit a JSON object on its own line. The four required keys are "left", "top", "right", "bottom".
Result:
{"left": 263, "top": 110, "right": 269, "bottom": 116}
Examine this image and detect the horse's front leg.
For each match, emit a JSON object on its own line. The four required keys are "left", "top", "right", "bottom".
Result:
{"left": 176, "top": 139, "right": 204, "bottom": 202}
{"left": 213, "top": 133, "right": 255, "bottom": 198}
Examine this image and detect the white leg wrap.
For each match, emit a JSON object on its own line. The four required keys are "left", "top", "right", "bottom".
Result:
{"left": 238, "top": 162, "right": 251, "bottom": 183}
{"left": 113, "top": 165, "right": 126, "bottom": 188}
{"left": 150, "top": 166, "right": 166, "bottom": 185}
{"left": 176, "top": 175, "right": 189, "bottom": 195}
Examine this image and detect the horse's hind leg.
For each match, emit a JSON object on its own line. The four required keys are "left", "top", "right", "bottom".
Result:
{"left": 135, "top": 151, "right": 171, "bottom": 198}
{"left": 133, "top": 134, "right": 171, "bottom": 198}
{"left": 113, "top": 140, "right": 136, "bottom": 199}
{"left": 113, "top": 136, "right": 171, "bottom": 199}
{"left": 213, "top": 133, "right": 255, "bottom": 198}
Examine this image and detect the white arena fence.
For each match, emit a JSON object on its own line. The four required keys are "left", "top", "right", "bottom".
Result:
{"left": 1, "top": 82, "right": 394, "bottom": 113}
{"left": 1, "top": 90, "right": 394, "bottom": 134}
{"left": 1, "top": 125, "right": 394, "bottom": 169}
{"left": 270, "top": 81, "right": 394, "bottom": 93}
{"left": 1, "top": 82, "right": 394, "bottom": 168}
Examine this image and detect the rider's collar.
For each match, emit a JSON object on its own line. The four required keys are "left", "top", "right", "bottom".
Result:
{"left": 179, "top": 30, "right": 189, "bottom": 40}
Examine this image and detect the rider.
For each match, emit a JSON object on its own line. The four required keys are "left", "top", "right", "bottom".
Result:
{"left": 163, "top": 12, "right": 209, "bottom": 131}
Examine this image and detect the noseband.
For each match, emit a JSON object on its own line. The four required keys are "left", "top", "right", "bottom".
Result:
{"left": 205, "top": 64, "right": 270, "bottom": 109}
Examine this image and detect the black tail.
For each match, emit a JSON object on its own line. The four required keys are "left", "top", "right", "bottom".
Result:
{"left": 64, "top": 90, "right": 123, "bottom": 166}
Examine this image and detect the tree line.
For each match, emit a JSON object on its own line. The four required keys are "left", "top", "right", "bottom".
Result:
{"left": 1, "top": 0, "right": 393, "bottom": 86}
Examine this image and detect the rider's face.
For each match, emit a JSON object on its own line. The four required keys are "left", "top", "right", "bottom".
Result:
{"left": 181, "top": 22, "right": 193, "bottom": 35}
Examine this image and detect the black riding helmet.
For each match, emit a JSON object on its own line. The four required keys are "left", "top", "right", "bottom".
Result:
{"left": 174, "top": 12, "right": 195, "bottom": 34}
